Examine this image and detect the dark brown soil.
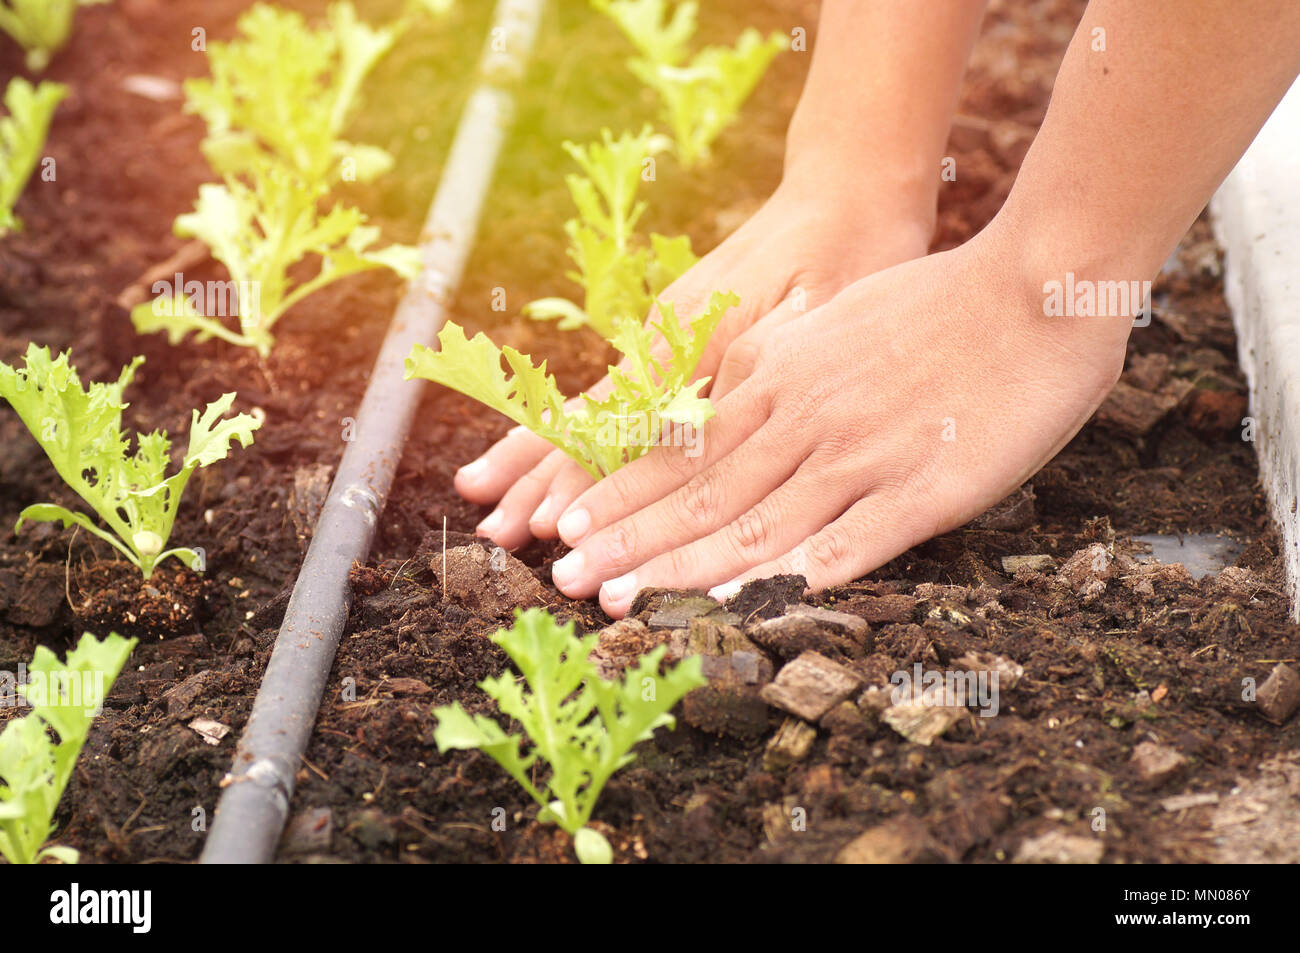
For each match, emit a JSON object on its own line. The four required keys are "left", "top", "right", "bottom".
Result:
{"left": 1, "top": 0, "right": 1296, "bottom": 865}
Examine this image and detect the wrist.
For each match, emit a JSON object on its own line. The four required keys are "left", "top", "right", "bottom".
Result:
{"left": 963, "top": 216, "right": 1138, "bottom": 374}
{"left": 779, "top": 140, "right": 938, "bottom": 236}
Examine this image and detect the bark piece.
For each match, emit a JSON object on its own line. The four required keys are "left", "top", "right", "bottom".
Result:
{"left": 760, "top": 651, "right": 863, "bottom": 721}
{"left": 1256, "top": 663, "right": 1300, "bottom": 725}
{"left": 763, "top": 718, "right": 818, "bottom": 770}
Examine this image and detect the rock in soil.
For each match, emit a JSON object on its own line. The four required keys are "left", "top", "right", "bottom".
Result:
{"left": 881, "top": 703, "right": 966, "bottom": 746}
{"left": 682, "top": 650, "right": 774, "bottom": 740}
{"left": 836, "top": 815, "right": 947, "bottom": 864}
{"left": 589, "top": 619, "right": 670, "bottom": 680}
{"left": 1013, "top": 829, "right": 1105, "bottom": 864}
{"left": 1001, "top": 554, "right": 1055, "bottom": 574}
{"left": 760, "top": 652, "right": 863, "bottom": 722}
{"left": 1056, "top": 543, "right": 1119, "bottom": 603}
{"left": 953, "top": 650, "right": 1025, "bottom": 691}
{"left": 1255, "top": 663, "right": 1300, "bottom": 725}
{"left": 763, "top": 717, "right": 817, "bottom": 771}
{"left": 748, "top": 611, "right": 867, "bottom": 661}
{"left": 1095, "top": 380, "right": 1180, "bottom": 436}
{"left": 1131, "top": 741, "right": 1189, "bottom": 787}
{"left": 436, "top": 544, "right": 549, "bottom": 616}
{"left": 647, "top": 596, "right": 738, "bottom": 629}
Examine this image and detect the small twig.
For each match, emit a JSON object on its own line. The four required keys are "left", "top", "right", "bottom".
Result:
{"left": 114, "top": 239, "right": 209, "bottom": 311}
{"left": 63, "top": 526, "right": 80, "bottom": 612}
{"left": 441, "top": 515, "right": 448, "bottom": 603}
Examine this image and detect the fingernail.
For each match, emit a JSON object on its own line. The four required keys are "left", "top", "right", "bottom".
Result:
{"left": 458, "top": 458, "right": 488, "bottom": 484}
{"left": 708, "top": 580, "right": 742, "bottom": 602}
{"left": 601, "top": 572, "right": 637, "bottom": 606}
{"left": 530, "top": 496, "right": 555, "bottom": 528}
{"left": 552, "top": 550, "right": 584, "bottom": 589}
{"left": 556, "top": 506, "right": 591, "bottom": 543}
{"left": 476, "top": 509, "right": 503, "bottom": 537}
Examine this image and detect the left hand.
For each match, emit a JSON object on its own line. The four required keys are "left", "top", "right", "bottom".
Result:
{"left": 547, "top": 235, "right": 1134, "bottom": 617}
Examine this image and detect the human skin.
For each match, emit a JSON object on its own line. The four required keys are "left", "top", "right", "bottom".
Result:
{"left": 455, "top": 0, "right": 989, "bottom": 549}
{"left": 469, "top": 0, "right": 1300, "bottom": 617}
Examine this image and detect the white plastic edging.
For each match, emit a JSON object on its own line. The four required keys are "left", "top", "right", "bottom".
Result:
{"left": 1211, "top": 78, "right": 1300, "bottom": 621}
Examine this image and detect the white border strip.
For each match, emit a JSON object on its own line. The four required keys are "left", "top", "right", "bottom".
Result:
{"left": 1211, "top": 79, "right": 1300, "bottom": 621}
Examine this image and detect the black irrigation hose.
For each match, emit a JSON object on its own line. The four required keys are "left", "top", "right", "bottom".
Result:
{"left": 200, "top": 0, "right": 547, "bottom": 864}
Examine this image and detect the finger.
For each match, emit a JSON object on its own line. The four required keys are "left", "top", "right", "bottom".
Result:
{"left": 706, "top": 494, "right": 925, "bottom": 601}
{"left": 594, "top": 455, "right": 859, "bottom": 616}
{"left": 528, "top": 458, "right": 595, "bottom": 539}
{"left": 455, "top": 424, "right": 558, "bottom": 504}
{"left": 551, "top": 417, "right": 805, "bottom": 601}
{"left": 554, "top": 380, "right": 772, "bottom": 548}
{"left": 710, "top": 300, "right": 806, "bottom": 400}
{"left": 475, "top": 450, "right": 567, "bottom": 550}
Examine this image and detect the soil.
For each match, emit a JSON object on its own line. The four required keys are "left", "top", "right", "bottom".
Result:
{"left": 1, "top": 0, "right": 1297, "bottom": 865}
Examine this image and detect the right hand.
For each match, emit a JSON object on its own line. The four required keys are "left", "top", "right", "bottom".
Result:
{"left": 455, "top": 181, "right": 936, "bottom": 550}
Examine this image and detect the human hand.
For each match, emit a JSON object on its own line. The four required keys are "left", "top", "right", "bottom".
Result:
{"left": 454, "top": 183, "right": 934, "bottom": 550}
{"left": 546, "top": 234, "right": 1134, "bottom": 617}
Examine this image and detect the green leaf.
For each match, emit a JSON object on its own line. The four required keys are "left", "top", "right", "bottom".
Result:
{"left": 0, "top": 345, "right": 260, "bottom": 577}
{"left": 0, "top": 632, "right": 135, "bottom": 865}
{"left": 430, "top": 609, "right": 705, "bottom": 862}
{"left": 135, "top": 164, "right": 417, "bottom": 355}
{"left": 184, "top": 392, "right": 261, "bottom": 468}
{"left": 591, "top": 0, "right": 697, "bottom": 67}
{"left": 0, "top": 0, "right": 106, "bottom": 72}
{"left": 0, "top": 78, "right": 67, "bottom": 235}
{"left": 184, "top": 1, "right": 400, "bottom": 185}
{"left": 631, "top": 28, "right": 786, "bottom": 167}
{"left": 646, "top": 232, "right": 698, "bottom": 296}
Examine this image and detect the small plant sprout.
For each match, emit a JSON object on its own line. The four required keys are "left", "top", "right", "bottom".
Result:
{"left": 182, "top": 2, "right": 404, "bottom": 186}
{"left": 593, "top": 0, "right": 786, "bottom": 167}
{"left": 0, "top": 77, "right": 67, "bottom": 237}
{"left": 132, "top": 2, "right": 420, "bottom": 355}
{"left": 0, "top": 0, "right": 109, "bottom": 72}
{"left": 407, "top": 289, "right": 737, "bottom": 478}
{"left": 0, "top": 632, "right": 136, "bottom": 865}
{"left": 591, "top": 0, "right": 697, "bottom": 68}
{"left": 130, "top": 157, "right": 421, "bottom": 356}
{"left": 0, "top": 344, "right": 261, "bottom": 578}
{"left": 524, "top": 126, "right": 699, "bottom": 339}
{"left": 432, "top": 609, "right": 704, "bottom": 864}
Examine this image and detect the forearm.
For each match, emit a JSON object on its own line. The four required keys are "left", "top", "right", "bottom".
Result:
{"left": 782, "top": 0, "right": 988, "bottom": 228}
{"left": 991, "top": 0, "right": 1300, "bottom": 317}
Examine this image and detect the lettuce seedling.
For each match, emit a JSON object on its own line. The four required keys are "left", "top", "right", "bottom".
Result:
{"left": 433, "top": 609, "right": 704, "bottom": 864}
{"left": 629, "top": 28, "right": 787, "bottom": 167}
{"left": 0, "top": 78, "right": 67, "bottom": 237}
{"left": 408, "top": 290, "right": 737, "bottom": 478}
{"left": 130, "top": 158, "right": 421, "bottom": 356}
{"left": 0, "top": 0, "right": 109, "bottom": 72}
{"left": 591, "top": 0, "right": 696, "bottom": 67}
{"left": 592, "top": 2, "right": 785, "bottom": 168}
{"left": 0, "top": 632, "right": 135, "bottom": 865}
{"left": 183, "top": 1, "right": 402, "bottom": 186}
{"left": 0, "top": 344, "right": 261, "bottom": 578}
{"left": 524, "top": 127, "right": 697, "bottom": 339}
